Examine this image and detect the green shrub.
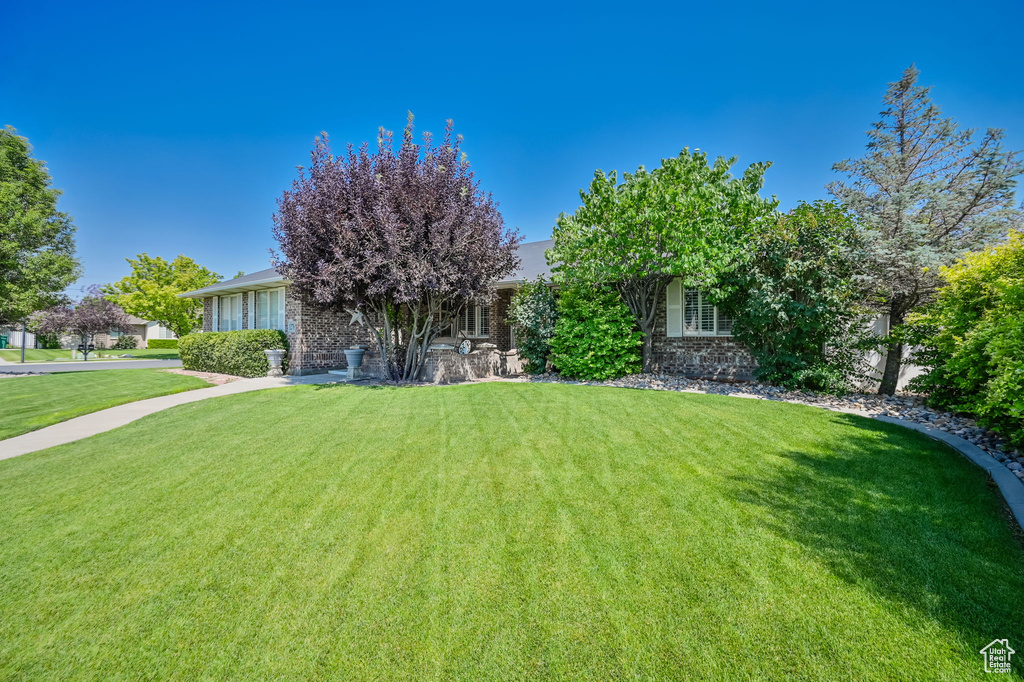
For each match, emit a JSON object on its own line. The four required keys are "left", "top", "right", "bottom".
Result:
{"left": 909, "top": 231, "right": 1024, "bottom": 448}
{"left": 37, "top": 333, "right": 61, "bottom": 349}
{"left": 112, "top": 335, "right": 138, "bottom": 350}
{"left": 550, "top": 284, "right": 641, "bottom": 380}
{"left": 721, "top": 201, "right": 870, "bottom": 394}
{"left": 148, "top": 338, "right": 179, "bottom": 349}
{"left": 508, "top": 278, "right": 558, "bottom": 373}
{"left": 178, "top": 329, "right": 288, "bottom": 377}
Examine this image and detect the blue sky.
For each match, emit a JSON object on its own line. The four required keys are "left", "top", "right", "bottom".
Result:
{"left": 3, "top": 0, "right": 1023, "bottom": 291}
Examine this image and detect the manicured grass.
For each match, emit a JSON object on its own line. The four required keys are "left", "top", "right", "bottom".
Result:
{"left": 0, "top": 348, "right": 180, "bottom": 362}
{"left": 0, "top": 383, "right": 1021, "bottom": 679}
{"left": 0, "top": 369, "right": 210, "bottom": 440}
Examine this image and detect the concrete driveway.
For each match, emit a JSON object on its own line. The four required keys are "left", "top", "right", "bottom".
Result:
{"left": 0, "top": 359, "right": 183, "bottom": 373}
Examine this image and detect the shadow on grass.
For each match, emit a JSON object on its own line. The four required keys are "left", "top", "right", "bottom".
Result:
{"left": 310, "top": 381, "right": 404, "bottom": 392}
{"left": 726, "top": 413, "right": 1024, "bottom": 666}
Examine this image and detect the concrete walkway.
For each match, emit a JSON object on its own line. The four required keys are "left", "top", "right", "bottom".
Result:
{"left": 0, "top": 373, "right": 353, "bottom": 460}
{"left": 0, "top": 359, "right": 184, "bottom": 373}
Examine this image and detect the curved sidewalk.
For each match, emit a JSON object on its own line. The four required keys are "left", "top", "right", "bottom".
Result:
{"left": 0, "top": 374, "right": 348, "bottom": 460}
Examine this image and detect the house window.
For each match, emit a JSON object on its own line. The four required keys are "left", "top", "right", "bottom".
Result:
{"left": 666, "top": 278, "right": 733, "bottom": 337}
{"left": 256, "top": 288, "right": 286, "bottom": 330}
{"left": 218, "top": 294, "right": 242, "bottom": 331}
{"left": 455, "top": 304, "right": 490, "bottom": 338}
{"left": 109, "top": 328, "right": 122, "bottom": 338}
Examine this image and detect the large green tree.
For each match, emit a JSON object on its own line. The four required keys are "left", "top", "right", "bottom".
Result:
{"left": 829, "top": 66, "right": 1024, "bottom": 394}
{"left": 722, "top": 201, "right": 871, "bottom": 393}
{"left": 0, "top": 126, "right": 81, "bottom": 325}
{"left": 550, "top": 149, "right": 776, "bottom": 372}
{"left": 103, "top": 254, "right": 220, "bottom": 338}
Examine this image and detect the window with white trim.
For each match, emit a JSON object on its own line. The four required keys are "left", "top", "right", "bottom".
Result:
{"left": 218, "top": 294, "right": 242, "bottom": 331}
{"left": 256, "top": 288, "right": 286, "bottom": 330}
{"left": 454, "top": 304, "right": 490, "bottom": 338}
{"left": 665, "top": 278, "right": 733, "bottom": 337}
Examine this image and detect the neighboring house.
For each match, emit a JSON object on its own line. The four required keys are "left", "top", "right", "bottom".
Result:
{"left": 1, "top": 318, "right": 176, "bottom": 350}
{"left": 68, "top": 316, "right": 177, "bottom": 349}
{"left": 180, "top": 239, "right": 756, "bottom": 382}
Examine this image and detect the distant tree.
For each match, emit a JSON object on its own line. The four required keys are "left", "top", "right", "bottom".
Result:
{"left": 550, "top": 149, "right": 777, "bottom": 373}
{"left": 0, "top": 126, "right": 81, "bottom": 325}
{"left": 722, "top": 201, "right": 871, "bottom": 393}
{"left": 103, "top": 253, "right": 220, "bottom": 338}
{"left": 272, "top": 116, "right": 520, "bottom": 381}
{"left": 31, "top": 286, "right": 133, "bottom": 360}
{"left": 829, "top": 66, "right": 1024, "bottom": 394}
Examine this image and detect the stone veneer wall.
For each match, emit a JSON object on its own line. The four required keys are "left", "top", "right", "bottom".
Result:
{"left": 362, "top": 349, "right": 522, "bottom": 384}
{"left": 649, "top": 296, "right": 758, "bottom": 381}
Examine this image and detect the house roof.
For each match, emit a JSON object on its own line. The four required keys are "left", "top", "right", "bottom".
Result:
{"left": 498, "top": 238, "right": 554, "bottom": 286}
{"left": 179, "top": 267, "right": 288, "bottom": 298}
{"left": 179, "top": 239, "right": 556, "bottom": 298}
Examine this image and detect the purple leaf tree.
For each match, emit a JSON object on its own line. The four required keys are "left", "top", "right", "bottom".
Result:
{"left": 30, "top": 286, "right": 134, "bottom": 360}
{"left": 272, "top": 115, "right": 521, "bottom": 381}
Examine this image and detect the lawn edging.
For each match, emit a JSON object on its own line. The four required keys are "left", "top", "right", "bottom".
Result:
{"left": 875, "top": 415, "right": 1024, "bottom": 531}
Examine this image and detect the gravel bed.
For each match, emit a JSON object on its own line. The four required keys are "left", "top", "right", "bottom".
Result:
{"left": 516, "top": 372, "right": 1024, "bottom": 482}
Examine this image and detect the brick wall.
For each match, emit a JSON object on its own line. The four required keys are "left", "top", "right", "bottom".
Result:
{"left": 650, "top": 295, "right": 758, "bottom": 380}
{"left": 285, "top": 287, "right": 518, "bottom": 375}
{"left": 202, "top": 298, "right": 213, "bottom": 332}
{"left": 491, "top": 288, "right": 514, "bottom": 351}
{"left": 285, "top": 289, "right": 378, "bottom": 375}
{"left": 198, "top": 284, "right": 753, "bottom": 381}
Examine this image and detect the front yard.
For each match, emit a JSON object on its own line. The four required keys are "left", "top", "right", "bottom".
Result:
{"left": 0, "top": 369, "right": 210, "bottom": 439}
{"left": 0, "top": 382, "right": 1021, "bottom": 679}
{"left": 0, "top": 348, "right": 180, "bottom": 362}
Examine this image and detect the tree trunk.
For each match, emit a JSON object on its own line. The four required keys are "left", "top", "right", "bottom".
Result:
{"left": 618, "top": 277, "right": 668, "bottom": 376}
{"left": 641, "top": 331, "right": 654, "bottom": 373}
{"left": 20, "top": 319, "right": 27, "bottom": 363}
{"left": 878, "top": 305, "right": 906, "bottom": 395}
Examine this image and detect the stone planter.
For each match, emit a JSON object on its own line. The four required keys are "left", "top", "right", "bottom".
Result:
{"left": 344, "top": 347, "right": 366, "bottom": 380}
{"left": 264, "top": 349, "right": 286, "bottom": 377}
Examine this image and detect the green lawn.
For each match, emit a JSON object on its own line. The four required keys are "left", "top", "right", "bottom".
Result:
{"left": 0, "top": 369, "right": 210, "bottom": 440}
{"left": 0, "top": 383, "right": 1021, "bottom": 680}
{"left": 0, "top": 348, "right": 180, "bottom": 362}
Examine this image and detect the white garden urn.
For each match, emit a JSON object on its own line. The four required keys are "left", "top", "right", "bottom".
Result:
{"left": 264, "top": 349, "right": 286, "bottom": 377}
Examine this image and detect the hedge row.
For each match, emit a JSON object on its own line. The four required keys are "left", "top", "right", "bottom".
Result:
{"left": 148, "top": 338, "right": 178, "bottom": 349}
{"left": 178, "top": 329, "right": 288, "bottom": 377}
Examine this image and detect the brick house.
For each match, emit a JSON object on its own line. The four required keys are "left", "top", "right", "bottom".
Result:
{"left": 180, "top": 239, "right": 756, "bottom": 381}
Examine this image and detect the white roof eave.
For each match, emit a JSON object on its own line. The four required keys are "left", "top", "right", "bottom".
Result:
{"left": 178, "top": 277, "right": 291, "bottom": 298}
